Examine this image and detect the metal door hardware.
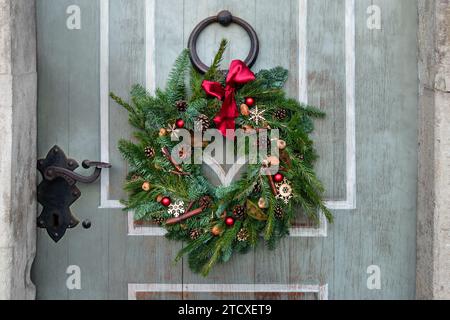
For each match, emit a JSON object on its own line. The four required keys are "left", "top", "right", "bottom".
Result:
{"left": 37, "top": 146, "right": 111, "bottom": 242}
{"left": 188, "top": 10, "right": 260, "bottom": 74}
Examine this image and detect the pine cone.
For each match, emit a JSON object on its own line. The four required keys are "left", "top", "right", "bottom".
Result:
{"left": 274, "top": 205, "right": 284, "bottom": 220}
{"left": 144, "top": 146, "right": 155, "bottom": 158}
{"left": 237, "top": 228, "right": 249, "bottom": 242}
{"left": 176, "top": 100, "right": 188, "bottom": 112}
{"left": 252, "top": 182, "right": 262, "bottom": 195}
{"left": 152, "top": 217, "right": 165, "bottom": 225}
{"left": 274, "top": 109, "right": 288, "bottom": 121}
{"left": 196, "top": 114, "right": 211, "bottom": 133}
{"left": 199, "top": 196, "right": 213, "bottom": 209}
{"left": 190, "top": 229, "right": 202, "bottom": 240}
{"left": 233, "top": 205, "right": 246, "bottom": 220}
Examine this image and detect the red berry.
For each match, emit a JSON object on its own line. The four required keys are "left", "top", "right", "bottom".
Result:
{"left": 176, "top": 119, "right": 185, "bottom": 128}
{"left": 245, "top": 97, "right": 255, "bottom": 107}
{"left": 274, "top": 173, "right": 284, "bottom": 183}
{"left": 161, "top": 197, "right": 171, "bottom": 207}
{"left": 225, "top": 217, "right": 235, "bottom": 227}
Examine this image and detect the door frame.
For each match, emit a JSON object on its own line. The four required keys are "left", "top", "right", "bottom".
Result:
{"left": 0, "top": 0, "right": 448, "bottom": 300}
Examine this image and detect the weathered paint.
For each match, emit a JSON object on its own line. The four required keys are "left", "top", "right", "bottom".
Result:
{"left": 33, "top": 0, "right": 418, "bottom": 299}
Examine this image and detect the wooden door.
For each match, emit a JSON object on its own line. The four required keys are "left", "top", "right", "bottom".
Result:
{"left": 32, "top": 0, "right": 418, "bottom": 300}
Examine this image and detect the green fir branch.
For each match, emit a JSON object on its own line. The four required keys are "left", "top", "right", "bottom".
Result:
{"left": 112, "top": 41, "right": 333, "bottom": 276}
{"left": 204, "top": 39, "right": 228, "bottom": 82}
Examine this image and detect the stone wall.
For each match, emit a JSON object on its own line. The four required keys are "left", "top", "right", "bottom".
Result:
{"left": 417, "top": 0, "right": 450, "bottom": 300}
{"left": 0, "top": 0, "right": 37, "bottom": 300}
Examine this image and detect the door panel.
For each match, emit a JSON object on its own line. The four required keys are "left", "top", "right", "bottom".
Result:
{"left": 33, "top": 0, "right": 418, "bottom": 299}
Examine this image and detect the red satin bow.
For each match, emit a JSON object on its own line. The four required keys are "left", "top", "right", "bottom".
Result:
{"left": 202, "top": 60, "right": 256, "bottom": 138}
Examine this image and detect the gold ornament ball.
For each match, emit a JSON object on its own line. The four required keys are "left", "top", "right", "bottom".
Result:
{"left": 142, "top": 181, "right": 151, "bottom": 192}
{"left": 240, "top": 104, "right": 250, "bottom": 116}
{"left": 258, "top": 198, "right": 268, "bottom": 209}
{"left": 262, "top": 159, "right": 270, "bottom": 168}
{"left": 277, "top": 139, "right": 287, "bottom": 150}
{"left": 156, "top": 194, "right": 164, "bottom": 203}
{"left": 159, "top": 128, "right": 168, "bottom": 137}
{"left": 211, "top": 225, "right": 223, "bottom": 236}
{"left": 266, "top": 155, "right": 280, "bottom": 167}
{"left": 242, "top": 125, "right": 255, "bottom": 133}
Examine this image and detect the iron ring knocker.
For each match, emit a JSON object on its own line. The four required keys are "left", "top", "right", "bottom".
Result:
{"left": 188, "top": 10, "right": 260, "bottom": 74}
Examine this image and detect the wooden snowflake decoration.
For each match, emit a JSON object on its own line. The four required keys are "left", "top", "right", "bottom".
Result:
{"left": 167, "top": 123, "right": 180, "bottom": 140}
{"left": 168, "top": 200, "right": 185, "bottom": 217}
{"left": 275, "top": 179, "right": 293, "bottom": 204}
{"left": 249, "top": 105, "right": 266, "bottom": 125}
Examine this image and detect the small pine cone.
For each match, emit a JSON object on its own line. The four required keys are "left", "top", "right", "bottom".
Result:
{"left": 252, "top": 182, "right": 262, "bottom": 195}
{"left": 199, "top": 196, "right": 213, "bottom": 209}
{"left": 274, "top": 205, "right": 284, "bottom": 220}
{"left": 233, "top": 205, "right": 246, "bottom": 220}
{"left": 274, "top": 109, "right": 288, "bottom": 121}
{"left": 144, "top": 146, "right": 155, "bottom": 158}
{"left": 237, "top": 228, "right": 249, "bottom": 242}
{"left": 189, "top": 229, "right": 202, "bottom": 240}
{"left": 196, "top": 114, "right": 211, "bottom": 133}
{"left": 152, "top": 217, "right": 165, "bottom": 225}
{"left": 176, "top": 100, "right": 188, "bottom": 112}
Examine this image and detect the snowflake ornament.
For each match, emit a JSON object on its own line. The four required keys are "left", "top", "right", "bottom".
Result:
{"left": 249, "top": 106, "right": 266, "bottom": 125}
{"left": 167, "top": 123, "right": 180, "bottom": 140}
{"left": 275, "top": 178, "right": 293, "bottom": 204}
{"left": 168, "top": 200, "right": 185, "bottom": 217}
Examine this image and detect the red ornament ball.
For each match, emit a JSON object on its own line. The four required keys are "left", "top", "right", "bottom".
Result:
{"left": 245, "top": 97, "right": 255, "bottom": 107}
{"left": 176, "top": 119, "right": 185, "bottom": 128}
{"left": 274, "top": 173, "right": 284, "bottom": 183}
{"left": 225, "top": 217, "right": 235, "bottom": 227}
{"left": 161, "top": 197, "right": 172, "bottom": 207}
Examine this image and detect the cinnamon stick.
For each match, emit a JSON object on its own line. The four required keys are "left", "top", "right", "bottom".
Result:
{"left": 185, "top": 201, "right": 195, "bottom": 213}
{"left": 280, "top": 150, "right": 292, "bottom": 169}
{"left": 162, "top": 147, "right": 185, "bottom": 173}
{"left": 166, "top": 207, "right": 204, "bottom": 225}
{"left": 170, "top": 170, "right": 191, "bottom": 176}
{"left": 266, "top": 170, "right": 278, "bottom": 196}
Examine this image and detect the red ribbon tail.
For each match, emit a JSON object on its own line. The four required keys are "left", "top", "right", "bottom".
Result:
{"left": 214, "top": 117, "right": 236, "bottom": 139}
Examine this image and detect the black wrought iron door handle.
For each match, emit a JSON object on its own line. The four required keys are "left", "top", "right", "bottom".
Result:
{"left": 44, "top": 160, "right": 112, "bottom": 185}
{"left": 188, "top": 10, "right": 260, "bottom": 74}
{"left": 37, "top": 146, "right": 111, "bottom": 242}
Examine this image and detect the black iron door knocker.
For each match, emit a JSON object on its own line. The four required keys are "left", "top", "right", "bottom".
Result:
{"left": 188, "top": 10, "right": 260, "bottom": 74}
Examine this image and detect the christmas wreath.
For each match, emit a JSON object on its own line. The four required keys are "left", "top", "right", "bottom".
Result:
{"left": 111, "top": 40, "right": 332, "bottom": 276}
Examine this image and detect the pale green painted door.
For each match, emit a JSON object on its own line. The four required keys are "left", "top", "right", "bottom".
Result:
{"left": 32, "top": 0, "right": 418, "bottom": 300}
